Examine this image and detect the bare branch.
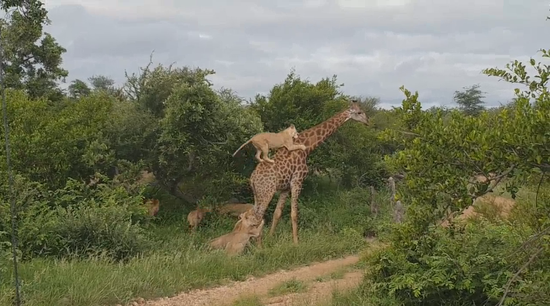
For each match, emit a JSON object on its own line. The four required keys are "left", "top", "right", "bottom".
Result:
{"left": 497, "top": 247, "right": 543, "bottom": 306}
{"left": 397, "top": 130, "right": 421, "bottom": 137}
{"left": 187, "top": 151, "right": 195, "bottom": 172}
{"left": 507, "top": 226, "right": 550, "bottom": 259}
{"left": 199, "top": 136, "right": 229, "bottom": 145}
{"left": 469, "top": 164, "right": 517, "bottom": 201}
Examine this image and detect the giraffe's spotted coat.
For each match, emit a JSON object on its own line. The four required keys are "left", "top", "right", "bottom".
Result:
{"left": 242, "top": 101, "right": 369, "bottom": 245}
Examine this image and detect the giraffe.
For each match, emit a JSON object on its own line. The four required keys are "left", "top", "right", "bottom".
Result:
{"left": 246, "top": 100, "right": 369, "bottom": 245}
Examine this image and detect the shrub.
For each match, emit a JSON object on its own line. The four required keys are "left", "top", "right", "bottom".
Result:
{"left": 367, "top": 221, "right": 528, "bottom": 305}
{"left": 1, "top": 172, "right": 151, "bottom": 261}
{"left": 45, "top": 203, "right": 150, "bottom": 261}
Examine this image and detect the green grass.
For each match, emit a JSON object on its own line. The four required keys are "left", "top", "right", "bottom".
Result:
{"left": 313, "top": 267, "right": 349, "bottom": 283}
{"left": 0, "top": 229, "right": 364, "bottom": 306}
{"left": 325, "top": 283, "right": 400, "bottom": 306}
{"left": 231, "top": 295, "right": 264, "bottom": 306}
{"left": 0, "top": 185, "right": 392, "bottom": 306}
{"left": 268, "top": 278, "right": 308, "bottom": 297}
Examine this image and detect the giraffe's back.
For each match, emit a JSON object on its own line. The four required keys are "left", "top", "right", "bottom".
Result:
{"left": 250, "top": 148, "right": 309, "bottom": 191}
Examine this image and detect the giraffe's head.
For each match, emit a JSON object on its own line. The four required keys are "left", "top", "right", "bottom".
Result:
{"left": 346, "top": 100, "right": 369, "bottom": 125}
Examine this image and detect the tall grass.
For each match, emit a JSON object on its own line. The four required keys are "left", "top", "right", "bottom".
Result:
{"left": 0, "top": 178, "right": 394, "bottom": 306}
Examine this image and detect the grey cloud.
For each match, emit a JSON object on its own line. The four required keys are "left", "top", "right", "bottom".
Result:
{"left": 43, "top": 0, "right": 550, "bottom": 108}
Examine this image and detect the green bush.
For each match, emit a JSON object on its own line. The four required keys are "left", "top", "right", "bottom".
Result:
{"left": 368, "top": 221, "right": 528, "bottom": 305}
{"left": 45, "top": 203, "right": 150, "bottom": 261}
{"left": 0, "top": 172, "right": 151, "bottom": 261}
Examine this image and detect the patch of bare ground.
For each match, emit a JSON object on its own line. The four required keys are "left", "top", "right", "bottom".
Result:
{"left": 140, "top": 255, "right": 362, "bottom": 306}
{"left": 262, "top": 270, "right": 363, "bottom": 306}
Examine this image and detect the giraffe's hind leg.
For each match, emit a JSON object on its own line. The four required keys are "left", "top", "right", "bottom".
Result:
{"left": 290, "top": 179, "right": 304, "bottom": 244}
{"left": 269, "top": 191, "right": 289, "bottom": 236}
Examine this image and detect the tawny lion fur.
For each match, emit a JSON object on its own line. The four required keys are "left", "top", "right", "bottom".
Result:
{"left": 232, "top": 124, "right": 306, "bottom": 163}
{"left": 209, "top": 210, "right": 264, "bottom": 256}
{"left": 210, "top": 220, "right": 264, "bottom": 255}
{"left": 143, "top": 198, "right": 160, "bottom": 217}
{"left": 187, "top": 207, "right": 213, "bottom": 231}
{"left": 216, "top": 203, "right": 254, "bottom": 217}
{"left": 440, "top": 194, "right": 516, "bottom": 228}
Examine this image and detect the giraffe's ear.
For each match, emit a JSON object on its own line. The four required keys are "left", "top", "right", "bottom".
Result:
{"left": 289, "top": 124, "right": 295, "bottom": 128}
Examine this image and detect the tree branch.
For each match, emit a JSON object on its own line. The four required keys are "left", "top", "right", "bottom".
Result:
{"left": 470, "top": 164, "right": 517, "bottom": 200}
{"left": 187, "top": 151, "right": 195, "bottom": 172}
{"left": 497, "top": 247, "right": 543, "bottom": 306}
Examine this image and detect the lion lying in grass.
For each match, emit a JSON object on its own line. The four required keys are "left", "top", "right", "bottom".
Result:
{"left": 143, "top": 198, "right": 160, "bottom": 217}
{"left": 440, "top": 194, "right": 516, "bottom": 227}
{"left": 209, "top": 209, "right": 264, "bottom": 256}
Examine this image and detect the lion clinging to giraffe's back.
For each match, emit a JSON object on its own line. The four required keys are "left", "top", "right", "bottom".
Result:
{"left": 232, "top": 124, "right": 306, "bottom": 163}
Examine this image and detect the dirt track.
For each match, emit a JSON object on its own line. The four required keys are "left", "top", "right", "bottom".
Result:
{"left": 137, "top": 255, "right": 362, "bottom": 306}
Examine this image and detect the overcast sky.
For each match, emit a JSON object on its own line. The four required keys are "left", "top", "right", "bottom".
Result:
{"left": 42, "top": 0, "right": 550, "bottom": 109}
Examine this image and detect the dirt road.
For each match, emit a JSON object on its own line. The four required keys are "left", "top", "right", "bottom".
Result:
{"left": 138, "top": 255, "right": 362, "bottom": 306}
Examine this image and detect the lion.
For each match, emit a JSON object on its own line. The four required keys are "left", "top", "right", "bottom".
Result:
{"left": 440, "top": 194, "right": 516, "bottom": 228}
{"left": 216, "top": 203, "right": 254, "bottom": 217}
{"left": 143, "top": 198, "right": 160, "bottom": 217}
{"left": 232, "top": 124, "right": 307, "bottom": 163}
{"left": 209, "top": 211, "right": 265, "bottom": 256}
{"left": 187, "top": 207, "right": 213, "bottom": 231}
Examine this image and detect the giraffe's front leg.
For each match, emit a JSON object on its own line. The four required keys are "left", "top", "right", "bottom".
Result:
{"left": 251, "top": 187, "right": 277, "bottom": 248}
{"left": 269, "top": 191, "right": 289, "bottom": 236}
{"left": 289, "top": 180, "right": 304, "bottom": 244}
{"left": 255, "top": 213, "right": 267, "bottom": 248}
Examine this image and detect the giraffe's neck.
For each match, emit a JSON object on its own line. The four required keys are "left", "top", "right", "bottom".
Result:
{"left": 299, "top": 109, "right": 350, "bottom": 152}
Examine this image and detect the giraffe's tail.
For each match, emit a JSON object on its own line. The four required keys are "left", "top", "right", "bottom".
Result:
{"left": 232, "top": 138, "right": 252, "bottom": 157}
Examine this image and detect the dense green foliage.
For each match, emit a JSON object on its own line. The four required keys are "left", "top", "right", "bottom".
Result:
{"left": 0, "top": 0, "right": 67, "bottom": 102}
{"left": 0, "top": 2, "right": 549, "bottom": 306}
{"left": 363, "top": 50, "right": 550, "bottom": 305}
{"left": 0, "top": 2, "right": 388, "bottom": 264}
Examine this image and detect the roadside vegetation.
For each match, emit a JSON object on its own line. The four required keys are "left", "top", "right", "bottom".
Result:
{"left": 0, "top": 1, "right": 548, "bottom": 306}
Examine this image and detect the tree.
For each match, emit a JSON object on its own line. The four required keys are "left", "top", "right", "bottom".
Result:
{"left": 0, "top": 89, "right": 118, "bottom": 189}
{"left": 124, "top": 57, "right": 215, "bottom": 117}
{"left": 0, "top": 0, "right": 68, "bottom": 102}
{"left": 453, "top": 84, "right": 486, "bottom": 116}
{"left": 88, "top": 75, "right": 115, "bottom": 91}
{"left": 68, "top": 79, "right": 91, "bottom": 99}
{"left": 370, "top": 49, "right": 550, "bottom": 304}
{"left": 86, "top": 74, "right": 127, "bottom": 101}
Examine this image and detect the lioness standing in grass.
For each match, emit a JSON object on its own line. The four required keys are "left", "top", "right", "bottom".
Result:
{"left": 232, "top": 124, "right": 306, "bottom": 163}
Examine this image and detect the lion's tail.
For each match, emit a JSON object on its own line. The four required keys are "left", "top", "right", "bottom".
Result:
{"left": 232, "top": 138, "right": 252, "bottom": 157}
